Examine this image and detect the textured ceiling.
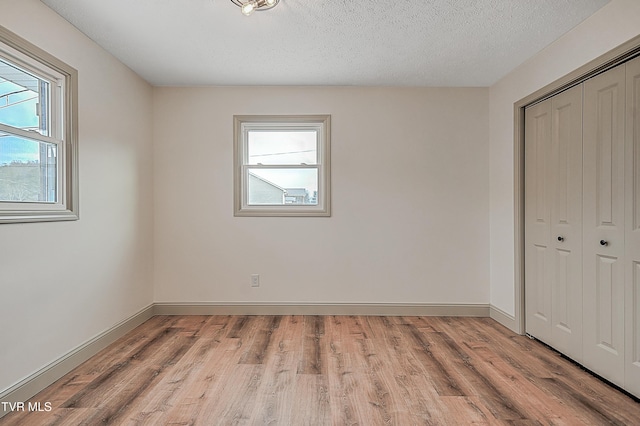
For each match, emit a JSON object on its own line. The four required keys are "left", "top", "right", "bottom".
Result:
{"left": 40, "top": 0, "right": 610, "bottom": 87}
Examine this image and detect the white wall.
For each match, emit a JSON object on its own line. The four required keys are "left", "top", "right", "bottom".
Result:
{"left": 489, "top": 0, "right": 640, "bottom": 321}
{"left": 0, "top": 0, "right": 154, "bottom": 394}
{"left": 154, "top": 86, "right": 489, "bottom": 306}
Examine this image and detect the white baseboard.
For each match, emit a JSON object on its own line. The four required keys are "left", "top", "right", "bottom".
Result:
{"left": 0, "top": 304, "right": 154, "bottom": 418}
{"left": 489, "top": 304, "right": 518, "bottom": 333}
{"left": 0, "top": 302, "right": 490, "bottom": 418}
{"left": 153, "top": 302, "right": 490, "bottom": 317}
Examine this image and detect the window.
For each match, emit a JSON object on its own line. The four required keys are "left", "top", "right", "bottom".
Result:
{"left": 234, "top": 115, "right": 331, "bottom": 217}
{"left": 0, "top": 26, "right": 78, "bottom": 223}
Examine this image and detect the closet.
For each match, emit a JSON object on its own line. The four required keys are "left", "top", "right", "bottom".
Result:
{"left": 524, "top": 55, "right": 640, "bottom": 398}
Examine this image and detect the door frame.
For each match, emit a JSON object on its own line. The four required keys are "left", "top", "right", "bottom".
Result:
{"left": 514, "top": 35, "right": 640, "bottom": 335}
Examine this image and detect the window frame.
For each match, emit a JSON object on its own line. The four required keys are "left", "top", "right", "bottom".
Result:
{"left": 233, "top": 115, "right": 331, "bottom": 217}
{"left": 0, "top": 25, "right": 79, "bottom": 224}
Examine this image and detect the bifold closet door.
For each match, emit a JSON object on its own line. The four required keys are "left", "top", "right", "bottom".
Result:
{"left": 625, "top": 55, "right": 640, "bottom": 397}
{"left": 525, "top": 85, "right": 583, "bottom": 361}
{"left": 525, "top": 99, "right": 552, "bottom": 343}
{"left": 583, "top": 63, "right": 626, "bottom": 386}
{"left": 549, "top": 86, "right": 583, "bottom": 360}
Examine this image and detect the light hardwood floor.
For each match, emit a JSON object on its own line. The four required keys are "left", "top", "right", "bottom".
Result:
{"left": 1, "top": 315, "right": 639, "bottom": 425}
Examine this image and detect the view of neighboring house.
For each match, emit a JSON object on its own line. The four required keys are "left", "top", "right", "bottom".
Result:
{"left": 247, "top": 172, "right": 285, "bottom": 205}
{"left": 248, "top": 172, "right": 314, "bottom": 205}
{"left": 284, "top": 188, "right": 309, "bottom": 204}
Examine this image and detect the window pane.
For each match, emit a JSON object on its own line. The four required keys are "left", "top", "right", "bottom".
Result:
{"left": 247, "top": 130, "right": 317, "bottom": 165}
{"left": 247, "top": 168, "right": 318, "bottom": 205}
{"left": 0, "top": 132, "right": 57, "bottom": 202}
{"left": 0, "top": 58, "right": 50, "bottom": 135}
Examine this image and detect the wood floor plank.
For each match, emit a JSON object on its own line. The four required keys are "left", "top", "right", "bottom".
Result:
{"left": 65, "top": 334, "right": 196, "bottom": 424}
{"left": 3, "top": 315, "right": 640, "bottom": 425}
{"left": 471, "top": 318, "right": 640, "bottom": 425}
{"left": 59, "top": 327, "right": 182, "bottom": 408}
{"left": 86, "top": 316, "right": 181, "bottom": 373}
{"left": 248, "top": 347, "right": 296, "bottom": 425}
{"left": 360, "top": 316, "right": 432, "bottom": 424}
{"left": 246, "top": 315, "right": 299, "bottom": 425}
{"left": 395, "top": 321, "right": 467, "bottom": 397}
{"left": 323, "top": 316, "right": 363, "bottom": 426}
{"left": 198, "top": 364, "right": 264, "bottom": 425}
{"left": 379, "top": 317, "right": 452, "bottom": 425}
{"left": 290, "top": 374, "right": 330, "bottom": 426}
{"left": 351, "top": 336, "right": 399, "bottom": 424}
{"left": 425, "top": 329, "right": 534, "bottom": 422}
{"left": 227, "top": 315, "right": 255, "bottom": 339}
{"left": 239, "top": 315, "right": 282, "bottom": 365}
{"left": 158, "top": 321, "right": 248, "bottom": 425}
{"left": 398, "top": 315, "right": 438, "bottom": 332}
{"left": 471, "top": 348, "right": 576, "bottom": 424}
{"left": 124, "top": 322, "right": 231, "bottom": 424}
{"left": 297, "top": 315, "right": 325, "bottom": 375}
{"left": 438, "top": 396, "right": 492, "bottom": 425}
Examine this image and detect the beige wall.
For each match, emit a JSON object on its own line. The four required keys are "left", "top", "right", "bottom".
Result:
{"left": 153, "top": 86, "right": 490, "bottom": 305}
{"left": 0, "top": 0, "right": 154, "bottom": 393}
{"left": 489, "top": 0, "right": 640, "bottom": 322}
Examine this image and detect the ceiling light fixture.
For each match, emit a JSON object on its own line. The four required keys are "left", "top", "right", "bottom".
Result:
{"left": 230, "top": 0, "right": 279, "bottom": 16}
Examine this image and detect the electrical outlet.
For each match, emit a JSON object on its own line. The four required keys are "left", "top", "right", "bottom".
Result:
{"left": 251, "top": 274, "right": 260, "bottom": 287}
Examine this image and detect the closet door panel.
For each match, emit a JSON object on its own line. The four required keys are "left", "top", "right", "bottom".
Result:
{"left": 625, "top": 55, "right": 640, "bottom": 396}
{"left": 525, "top": 99, "right": 552, "bottom": 342}
{"left": 583, "top": 64, "right": 626, "bottom": 386}
{"left": 525, "top": 85, "right": 583, "bottom": 359}
{"left": 549, "top": 85, "right": 583, "bottom": 360}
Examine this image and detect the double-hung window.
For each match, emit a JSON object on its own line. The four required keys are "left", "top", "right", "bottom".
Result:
{"left": 0, "top": 26, "right": 78, "bottom": 223}
{"left": 234, "top": 115, "right": 331, "bottom": 217}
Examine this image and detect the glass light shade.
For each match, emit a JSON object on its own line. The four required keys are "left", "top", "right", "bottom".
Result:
{"left": 241, "top": 1, "right": 256, "bottom": 15}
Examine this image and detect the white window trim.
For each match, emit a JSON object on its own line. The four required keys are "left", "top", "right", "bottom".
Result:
{"left": 0, "top": 25, "right": 79, "bottom": 223}
{"left": 233, "top": 115, "right": 331, "bottom": 217}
